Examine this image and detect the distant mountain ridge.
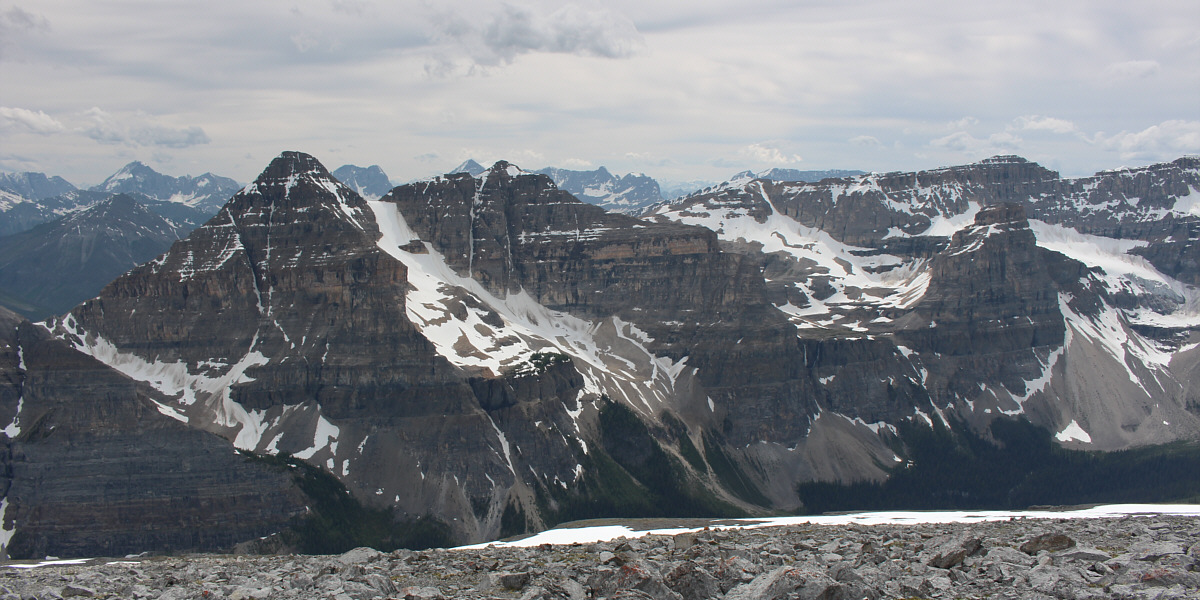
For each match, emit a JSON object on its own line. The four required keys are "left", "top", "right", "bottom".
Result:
{"left": 0, "top": 172, "right": 77, "bottom": 201}
{"left": 91, "top": 161, "right": 240, "bottom": 214}
{"left": 332, "top": 164, "right": 394, "bottom": 200}
{"left": 0, "top": 194, "right": 183, "bottom": 319}
{"left": 533, "top": 166, "right": 664, "bottom": 214}
{"left": 730, "top": 167, "right": 867, "bottom": 183}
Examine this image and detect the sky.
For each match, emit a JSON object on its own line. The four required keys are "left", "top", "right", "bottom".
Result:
{"left": 0, "top": 0, "right": 1197, "bottom": 188}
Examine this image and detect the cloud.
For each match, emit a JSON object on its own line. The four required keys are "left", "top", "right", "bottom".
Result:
{"left": 82, "top": 108, "right": 211, "bottom": 148}
{"left": 561, "top": 157, "right": 593, "bottom": 169}
{"left": 1015, "top": 115, "right": 1079, "bottom": 135}
{"left": 930, "top": 130, "right": 1022, "bottom": 153}
{"left": 948, "top": 117, "right": 979, "bottom": 131}
{"left": 0, "top": 106, "right": 64, "bottom": 133}
{"left": 0, "top": 5, "right": 49, "bottom": 58}
{"left": 1095, "top": 120, "right": 1200, "bottom": 161}
{"left": 429, "top": 1, "right": 644, "bottom": 72}
{"left": 739, "top": 143, "right": 802, "bottom": 165}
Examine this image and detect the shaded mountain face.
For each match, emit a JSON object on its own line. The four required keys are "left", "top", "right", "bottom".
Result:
{"left": 332, "top": 164, "right": 394, "bottom": 200}
{"left": 0, "top": 162, "right": 239, "bottom": 238}
{"left": 0, "top": 194, "right": 183, "bottom": 319}
{"left": 534, "top": 166, "right": 664, "bottom": 214}
{"left": 0, "top": 177, "right": 93, "bottom": 238}
{"left": 0, "top": 307, "right": 311, "bottom": 559}
{"left": 4, "top": 151, "right": 1200, "bottom": 558}
{"left": 0, "top": 172, "right": 76, "bottom": 201}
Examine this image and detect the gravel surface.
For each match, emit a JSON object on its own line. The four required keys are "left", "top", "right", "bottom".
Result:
{"left": 2, "top": 514, "right": 1199, "bottom": 599}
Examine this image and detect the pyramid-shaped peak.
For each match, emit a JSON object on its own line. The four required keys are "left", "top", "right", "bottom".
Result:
{"left": 112, "top": 160, "right": 154, "bottom": 173}
{"left": 256, "top": 151, "right": 332, "bottom": 183}
{"left": 450, "top": 159, "right": 486, "bottom": 176}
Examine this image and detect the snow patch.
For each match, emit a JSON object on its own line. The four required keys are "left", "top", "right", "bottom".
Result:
{"left": 1055, "top": 420, "right": 1093, "bottom": 443}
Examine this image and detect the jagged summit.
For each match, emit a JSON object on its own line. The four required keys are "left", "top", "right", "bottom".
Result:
{"left": 533, "top": 164, "right": 664, "bottom": 214}
{"left": 89, "top": 160, "right": 241, "bottom": 214}
{"left": 253, "top": 150, "right": 331, "bottom": 183}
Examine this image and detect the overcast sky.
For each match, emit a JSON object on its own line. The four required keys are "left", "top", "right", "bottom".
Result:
{"left": 1, "top": 0, "right": 1197, "bottom": 187}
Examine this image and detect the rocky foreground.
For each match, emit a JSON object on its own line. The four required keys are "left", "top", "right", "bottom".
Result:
{"left": 3, "top": 515, "right": 1200, "bottom": 600}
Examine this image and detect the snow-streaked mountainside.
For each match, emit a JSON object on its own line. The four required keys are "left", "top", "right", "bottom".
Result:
{"left": 648, "top": 155, "right": 1200, "bottom": 449}
{"left": 535, "top": 166, "right": 665, "bottom": 214}
{"left": 4, "top": 151, "right": 1200, "bottom": 558}
{"left": 91, "top": 161, "right": 241, "bottom": 214}
{"left": 0, "top": 172, "right": 76, "bottom": 203}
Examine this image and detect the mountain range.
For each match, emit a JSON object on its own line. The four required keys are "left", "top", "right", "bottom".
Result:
{"left": 0, "top": 151, "right": 1199, "bottom": 559}
{"left": 0, "top": 162, "right": 252, "bottom": 318}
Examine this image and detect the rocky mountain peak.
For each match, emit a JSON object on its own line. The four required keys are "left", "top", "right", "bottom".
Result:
{"left": 254, "top": 151, "right": 331, "bottom": 185}
{"left": 971, "top": 202, "right": 1028, "bottom": 227}
{"left": 96, "top": 161, "right": 155, "bottom": 190}
{"left": 232, "top": 152, "right": 371, "bottom": 228}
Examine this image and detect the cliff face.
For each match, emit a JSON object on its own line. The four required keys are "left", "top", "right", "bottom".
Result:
{"left": 651, "top": 157, "right": 1200, "bottom": 453}
{"left": 5, "top": 152, "right": 1200, "bottom": 557}
{"left": 0, "top": 309, "right": 309, "bottom": 559}
{"left": 384, "top": 164, "right": 809, "bottom": 445}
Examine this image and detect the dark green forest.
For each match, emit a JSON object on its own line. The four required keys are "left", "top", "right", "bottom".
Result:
{"left": 797, "top": 418, "right": 1200, "bottom": 514}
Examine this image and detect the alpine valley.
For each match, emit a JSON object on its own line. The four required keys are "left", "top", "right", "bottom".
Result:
{"left": 2, "top": 151, "right": 1200, "bottom": 559}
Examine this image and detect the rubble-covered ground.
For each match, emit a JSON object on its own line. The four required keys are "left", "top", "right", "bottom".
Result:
{"left": 2, "top": 514, "right": 1199, "bottom": 600}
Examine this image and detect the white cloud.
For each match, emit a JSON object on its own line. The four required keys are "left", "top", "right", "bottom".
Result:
{"left": 0, "top": 106, "right": 64, "bottom": 133}
{"left": 1096, "top": 120, "right": 1200, "bottom": 161}
{"left": 82, "top": 108, "right": 210, "bottom": 148}
{"left": 561, "top": 157, "right": 593, "bottom": 169}
{"left": 739, "top": 143, "right": 802, "bottom": 165}
{"left": 1015, "top": 115, "right": 1079, "bottom": 135}
{"left": 930, "top": 130, "right": 1022, "bottom": 154}
{"left": 947, "top": 117, "right": 979, "bottom": 131}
